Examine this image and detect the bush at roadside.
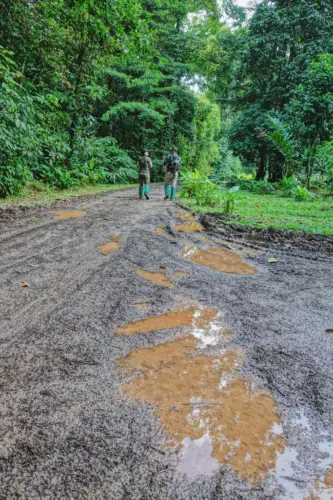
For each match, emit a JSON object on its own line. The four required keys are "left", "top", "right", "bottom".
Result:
{"left": 180, "top": 169, "right": 240, "bottom": 214}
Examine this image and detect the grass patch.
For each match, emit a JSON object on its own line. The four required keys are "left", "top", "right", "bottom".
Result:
{"left": 0, "top": 182, "right": 136, "bottom": 208}
{"left": 181, "top": 191, "right": 333, "bottom": 236}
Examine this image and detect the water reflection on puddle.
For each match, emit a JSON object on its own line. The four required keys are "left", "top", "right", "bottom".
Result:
{"left": 182, "top": 245, "right": 258, "bottom": 275}
{"left": 116, "top": 306, "right": 225, "bottom": 341}
{"left": 56, "top": 210, "right": 87, "bottom": 220}
{"left": 178, "top": 434, "right": 220, "bottom": 478}
{"left": 271, "top": 415, "right": 333, "bottom": 499}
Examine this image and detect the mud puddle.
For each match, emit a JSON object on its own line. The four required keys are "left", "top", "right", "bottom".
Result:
{"left": 304, "top": 445, "right": 333, "bottom": 499}
{"left": 99, "top": 236, "right": 122, "bottom": 255}
{"left": 132, "top": 267, "right": 175, "bottom": 288}
{"left": 116, "top": 306, "right": 224, "bottom": 339}
{"left": 174, "top": 271, "right": 189, "bottom": 278}
{"left": 175, "top": 222, "right": 204, "bottom": 233}
{"left": 134, "top": 301, "right": 151, "bottom": 313}
{"left": 119, "top": 331, "right": 286, "bottom": 484}
{"left": 182, "top": 245, "right": 258, "bottom": 275}
{"left": 56, "top": 210, "right": 87, "bottom": 220}
{"left": 118, "top": 305, "right": 333, "bottom": 490}
{"left": 270, "top": 413, "right": 333, "bottom": 499}
{"left": 275, "top": 451, "right": 333, "bottom": 499}
{"left": 175, "top": 212, "right": 198, "bottom": 221}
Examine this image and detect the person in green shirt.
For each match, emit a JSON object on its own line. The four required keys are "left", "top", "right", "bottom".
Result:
{"left": 137, "top": 149, "right": 153, "bottom": 200}
{"left": 164, "top": 147, "right": 181, "bottom": 200}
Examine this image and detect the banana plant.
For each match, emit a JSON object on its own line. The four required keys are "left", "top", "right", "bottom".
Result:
{"left": 267, "top": 116, "right": 295, "bottom": 177}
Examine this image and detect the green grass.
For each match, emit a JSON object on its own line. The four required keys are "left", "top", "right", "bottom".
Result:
{"left": 0, "top": 182, "right": 136, "bottom": 208}
{"left": 181, "top": 191, "right": 333, "bottom": 236}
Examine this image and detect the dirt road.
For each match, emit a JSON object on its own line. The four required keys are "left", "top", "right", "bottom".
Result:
{"left": 1, "top": 186, "right": 333, "bottom": 499}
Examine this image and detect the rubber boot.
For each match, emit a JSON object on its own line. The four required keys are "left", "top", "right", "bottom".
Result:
{"left": 144, "top": 185, "right": 150, "bottom": 200}
{"left": 164, "top": 185, "right": 170, "bottom": 200}
{"left": 170, "top": 187, "right": 176, "bottom": 200}
{"left": 139, "top": 186, "right": 144, "bottom": 199}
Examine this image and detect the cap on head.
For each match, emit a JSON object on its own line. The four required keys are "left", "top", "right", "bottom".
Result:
{"left": 142, "top": 148, "right": 149, "bottom": 154}
{"left": 170, "top": 146, "right": 178, "bottom": 153}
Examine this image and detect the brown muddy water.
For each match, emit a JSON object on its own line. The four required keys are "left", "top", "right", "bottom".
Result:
{"left": 182, "top": 245, "right": 258, "bottom": 275}
{"left": 118, "top": 304, "right": 333, "bottom": 494}
{"left": 99, "top": 241, "right": 120, "bottom": 255}
{"left": 175, "top": 212, "right": 198, "bottom": 221}
{"left": 132, "top": 267, "right": 175, "bottom": 288}
{"left": 118, "top": 308, "right": 287, "bottom": 484}
{"left": 55, "top": 210, "right": 87, "bottom": 220}
{"left": 116, "top": 306, "right": 222, "bottom": 337}
{"left": 175, "top": 222, "right": 205, "bottom": 233}
{"left": 173, "top": 271, "right": 189, "bottom": 278}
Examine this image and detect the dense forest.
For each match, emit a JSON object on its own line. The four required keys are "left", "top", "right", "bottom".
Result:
{"left": 0, "top": 0, "right": 332, "bottom": 198}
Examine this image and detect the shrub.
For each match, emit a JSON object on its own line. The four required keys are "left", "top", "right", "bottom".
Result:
{"left": 291, "top": 186, "right": 314, "bottom": 201}
{"left": 0, "top": 163, "right": 33, "bottom": 198}
{"left": 0, "top": 48, "right": 39, "bottom": 197}
{"left": 71, "top": 137, "right": 138, "bottom": 185}
{"left": 280, "top": 176, "right": 299, "bottom": 197}
{"left": 239, "top": 179, "right": 275, "bottom": 194}
{"left": 180, "top": 169, "right": 209, "bottom": 198}
{"left": 221, "top": 186, "right": 241, "bottom": 214}
{"left": 212, "top": 149, "right": 253, "bottom": 185}
{"left": 180, "top": 170, "right": 240, "bottom": 213}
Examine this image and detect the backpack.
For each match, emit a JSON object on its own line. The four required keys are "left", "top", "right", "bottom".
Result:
{"left": 168, "top": 155, "right": 181, "bottom": 173}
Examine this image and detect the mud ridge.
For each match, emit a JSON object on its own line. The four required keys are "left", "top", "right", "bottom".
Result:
{"left": 199, "top": 213, "right": 333, "bottom": 259}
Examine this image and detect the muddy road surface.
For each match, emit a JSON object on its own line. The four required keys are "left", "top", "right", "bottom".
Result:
{"left": 1, "top": 185, "right": 333, "bottom": 499}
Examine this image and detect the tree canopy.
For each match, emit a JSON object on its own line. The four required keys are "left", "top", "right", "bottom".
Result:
{"left": 0, "top": 0, "right": 332, "bottom": 197}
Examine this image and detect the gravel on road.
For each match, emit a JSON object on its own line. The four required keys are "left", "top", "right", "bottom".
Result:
{"left": 0, "top": 185, "right": 332, "bottom": 499}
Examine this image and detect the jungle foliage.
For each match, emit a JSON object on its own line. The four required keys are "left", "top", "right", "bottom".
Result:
{"left": 0, "top": 0, "right": 332, "bottom": 198}
{"left": 205, "top": 0, "right": 332, "bottom": 186}
{"left": 0, "top": 0, "right": 221, "bottom": 196}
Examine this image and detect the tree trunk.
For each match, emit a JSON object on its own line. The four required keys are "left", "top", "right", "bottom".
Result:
{"left": 269, "top": 152, "right": 284, "bottom": 182}
{"left": 256, "top": 149, "right": 266, "bottom": 180}
{"left": 306, "top": 141, "right": 318, "bottom": 189}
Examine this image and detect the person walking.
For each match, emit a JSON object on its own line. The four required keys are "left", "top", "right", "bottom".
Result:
{"left": 164, "top": 147, "right": 181, "bottom": 200}
{"left": 137, "top": 149, "right": 152, "bottom": 200}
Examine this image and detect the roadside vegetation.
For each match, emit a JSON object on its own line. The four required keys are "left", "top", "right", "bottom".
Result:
{"left": 182, "top": 191, "right": 333, "bottom": 235}
{"left": 0, "top": 0, "right": 222, "bottom": 199}
{"left": 0, "top": 181, "right": 135, "bottom": 208}
{"left": 180, "top": 169, "right": 333, "bottom": 235}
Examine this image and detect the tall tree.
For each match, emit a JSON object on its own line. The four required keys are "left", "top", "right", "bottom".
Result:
{"left": 229, "top": 0, "right": 333, "bottom": 179}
